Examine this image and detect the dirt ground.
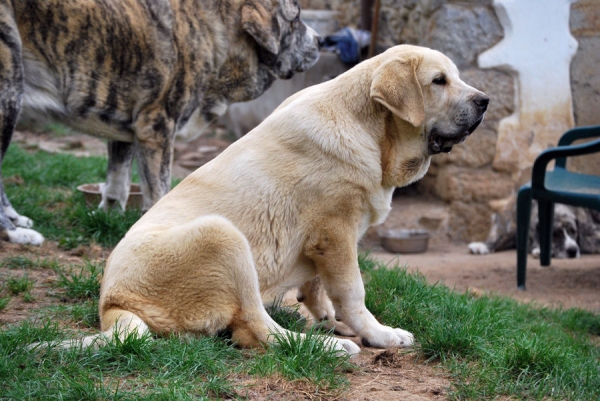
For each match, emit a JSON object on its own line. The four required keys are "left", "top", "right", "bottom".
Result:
{"left": 3, "top": 128, "right": 600, "bottom": 399}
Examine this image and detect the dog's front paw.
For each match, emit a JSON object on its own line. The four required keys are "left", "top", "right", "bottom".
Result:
{"left": 5, "top": 205, "right": 34, "bottom": 228}
{"left": 468, "top": 242, "right": 490, "bottom": 255}
{"left": 361, "top": 325, "right": 414, "bottom": 349}
{"left": 531, "top": 247, "right": 540, "bottom": 258}
{"left": 13, "top": 215, "right": 34, "bottom": 228}
{"left": 7, "top": 227, "right": 45, "bottom": 246}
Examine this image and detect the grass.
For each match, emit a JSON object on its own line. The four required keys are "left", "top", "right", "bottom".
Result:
{"left": 2, "top": 145, "right": 142, "bottom": 249}
{"left": 1, "top": 144, "right": 600, "bottom": 399}
{"left": 6, "top": 275, "right": 34, "bottom": 296}
{"left": 359, "top": 253, "right": 600, "bottom": 400}
{"left": 55, "top": 260, "right": 103, "bottom": 301}
{"left": 1, "top": 255, "right": 60, "bottom": 270}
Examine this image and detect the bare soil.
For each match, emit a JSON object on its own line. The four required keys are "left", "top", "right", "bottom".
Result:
{"left": 2, "top": 128, "right": 599, "bottom": 399}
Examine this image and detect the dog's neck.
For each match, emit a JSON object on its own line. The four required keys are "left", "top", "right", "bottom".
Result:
{"left": 380, "top": 115, "right": 431, "bottom": 188}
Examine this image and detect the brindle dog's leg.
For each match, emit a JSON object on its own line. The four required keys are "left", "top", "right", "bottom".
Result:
{"left": 101, "top": 140, "right": 134, "bottom": 211}
{"left": 133, "top": 110, "right": 175, "bottom": 212}
{"left": 0, "top": 2, "right": 43, "bottom": 245}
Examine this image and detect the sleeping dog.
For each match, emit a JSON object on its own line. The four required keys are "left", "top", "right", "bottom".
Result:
{"left": 469, "top": 197, "right": 600, "bottom": 258}
{"left": 0, "top": 0, "right": 321, "bottom": 245}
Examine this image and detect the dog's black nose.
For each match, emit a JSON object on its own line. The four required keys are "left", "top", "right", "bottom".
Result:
{"left": 473, "top": 94, "right": 489, "bottom": 111}
{"left": 567, "top": 247, "right": 578, "bottom": 258}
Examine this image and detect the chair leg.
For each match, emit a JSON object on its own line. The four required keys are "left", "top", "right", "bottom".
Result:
{"left": 538, "top": 201, "right": 554, "bottom": 266}
{"left": 516, "top": 188, "right": 532, "bottom": 290}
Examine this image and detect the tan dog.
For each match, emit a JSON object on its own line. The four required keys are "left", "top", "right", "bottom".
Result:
{"left": 69, "top": 45, "right": 488, "bottom": 354}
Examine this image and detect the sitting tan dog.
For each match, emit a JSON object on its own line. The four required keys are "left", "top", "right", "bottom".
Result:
{"left": 71, "top": 45, "right": 489, "bottom": 354}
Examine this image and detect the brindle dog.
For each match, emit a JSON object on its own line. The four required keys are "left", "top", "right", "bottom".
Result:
{"left": 0, "top": 0, "right": 321, "bottom": 245}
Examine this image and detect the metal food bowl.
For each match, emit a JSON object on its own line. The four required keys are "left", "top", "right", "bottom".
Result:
{"left": 379, "top": 229, "right": 431, "bottom": 254}
{"left": 76, "top": 183, "right": 143, "bottom": 209}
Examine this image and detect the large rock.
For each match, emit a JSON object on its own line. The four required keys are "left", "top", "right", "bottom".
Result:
{"left": 446, "top": 200, "right": 492, "bottom": 242}
{"left": 569, "top": 0, "right": 600, "bottom": 177}
{"left": 426, "top": 4, "right": 503, "bottom": 68}
{"left": 435, "top": 165, "right": 514, "bottom": 202}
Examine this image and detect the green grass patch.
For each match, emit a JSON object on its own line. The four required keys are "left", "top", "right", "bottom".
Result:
{"left": 6, "top": 275, "right": 34, "bottom": 296}
{"left": 0, "top": 255, "right": 60, "bottom": 270}
{"left": 1, "top": 314, "right": 352, "bottom": 399}
{"left": 249, "top": 328, "right": 353, "bottom": 390}
{"left": 359, "top": 254, "right": 600, "bottom": 400}
{"left": 0, "top": 296, "right": 10, "bottom": 310}
{"left": 3, "top": 145, "right": 142, "bottom": 249}
{"left": 1, "top": 146, "right": 599, "bottom": 399}
{"left": 55, "top": 260, "right": 103, "bottom": 301}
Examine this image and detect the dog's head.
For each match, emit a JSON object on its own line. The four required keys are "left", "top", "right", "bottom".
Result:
{"left": 370, "top": 45, "right": 489, "bottom": 155}
{"left": 242, "top": 0, "right": 322, "bottom": 79}
{"left": 530, "top": 204, "right": 580, "bottom": 259}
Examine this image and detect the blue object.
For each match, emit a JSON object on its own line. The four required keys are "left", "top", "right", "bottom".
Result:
{"left": 324, "top": 27, "right": 362, "bottom": 65}
{"left": 516, "top": 125, "right": 600, "bottom": 290}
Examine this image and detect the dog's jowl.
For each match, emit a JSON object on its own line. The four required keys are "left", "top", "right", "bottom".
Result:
{"left": 0, "top": 0, "right": 321, "bottom": 245}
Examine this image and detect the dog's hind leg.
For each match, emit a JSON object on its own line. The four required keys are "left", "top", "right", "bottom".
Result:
{"left": 133, "top": 110, "right": 176, "bottom": 211}
{"left": 0, "top": 3, "right": 43, "bottom": 245}
{"left": 101, "top": 140, "right": 134, "bottom": 210}
{"left": 148, "top": 215, "right": 360, "bottom": 355}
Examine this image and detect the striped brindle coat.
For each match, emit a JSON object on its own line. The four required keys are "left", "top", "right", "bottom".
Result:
{"left": 0, "top": 0, "right": 321, "bottom": 245}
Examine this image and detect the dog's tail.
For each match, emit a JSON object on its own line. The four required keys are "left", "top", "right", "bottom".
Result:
{"left": 29, "top": 310, "right": 150, "bottom": 351}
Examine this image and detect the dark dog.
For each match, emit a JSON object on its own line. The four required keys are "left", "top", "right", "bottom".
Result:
{"left": 469, "top": 197, "right": 600, "bottom": 258}
{"left": 0, "top": 0, "right": 321, "bottom": 245}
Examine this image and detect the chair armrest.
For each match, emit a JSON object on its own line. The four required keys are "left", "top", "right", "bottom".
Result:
{"left": 558, "top": 125, "right": 600, "bottom": 146}
{"left": 531, "top": 138, "right": 600, "bottom": 189}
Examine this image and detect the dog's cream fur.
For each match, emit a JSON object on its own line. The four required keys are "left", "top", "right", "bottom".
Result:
{"left": 64, "top": 45, "right": 488, "bottom": 354}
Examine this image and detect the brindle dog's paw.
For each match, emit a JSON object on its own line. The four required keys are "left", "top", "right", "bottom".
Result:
{"left": 7, "top": 227, "right": 44, "bottom": 245}
{"left": 13, "top": 215, "right": 34, "bottom": 228}
{"left": 468, "top": 242, "right": 490, "bottom": 255}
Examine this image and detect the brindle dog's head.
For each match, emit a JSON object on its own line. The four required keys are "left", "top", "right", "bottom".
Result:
{"left": 242, "top": 0, "right": 322, "bottom": 79}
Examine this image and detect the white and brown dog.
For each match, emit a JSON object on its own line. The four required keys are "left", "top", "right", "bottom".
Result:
{"left": 469, "top": 198, "right": 600, "bottom": 258}
{"left": 0, "top": 0, "right": 322, "bottom": 245}
{"left": 56, "top": 45, "right": 488, "bottom": 354}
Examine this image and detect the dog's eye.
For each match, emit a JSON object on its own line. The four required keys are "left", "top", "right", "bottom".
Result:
{"left": 432, "top": 76, "right": 447, "bottom": 86}
{"left": 566, "top": 227, "right": 576, "bottom": 236}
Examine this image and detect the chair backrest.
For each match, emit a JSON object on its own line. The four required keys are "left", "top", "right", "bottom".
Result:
{"left": 555, "top": 125, "right": 600, "bottom": 169}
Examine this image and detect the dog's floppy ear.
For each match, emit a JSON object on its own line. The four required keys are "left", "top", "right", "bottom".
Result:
{"left": 242, "top": 0, "right": 280, "bottom": 55}
{"left": 370, "top": 57, "right": 425, "bottom": 127}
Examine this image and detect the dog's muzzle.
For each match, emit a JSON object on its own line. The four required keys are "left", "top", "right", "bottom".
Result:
{"left": 427, "top": 116, "right": 483, "bottom": 155}
{"left": 428, "top": 94, "right": 489, "bottom": 155}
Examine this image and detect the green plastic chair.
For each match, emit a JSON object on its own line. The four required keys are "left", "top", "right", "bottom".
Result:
{"left": 516, "top": 125, "right": 600, "bottom": 290}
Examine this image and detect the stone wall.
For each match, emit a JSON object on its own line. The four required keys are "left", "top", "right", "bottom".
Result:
{"left": 299, "top": 0, "right": 600, "bottom": 242}
{"left": 569, "top": 0, "right": 600, "bottom": 176}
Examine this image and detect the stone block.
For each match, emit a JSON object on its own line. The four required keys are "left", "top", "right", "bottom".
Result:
{"left": 426, "top": 3, "right": 503, "bottom": 68}
{"left": 435, "top": 165, "right": 514, "bottom": 202}
{"left": 446, "top": 200, "right": 493, "bottom": 242}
